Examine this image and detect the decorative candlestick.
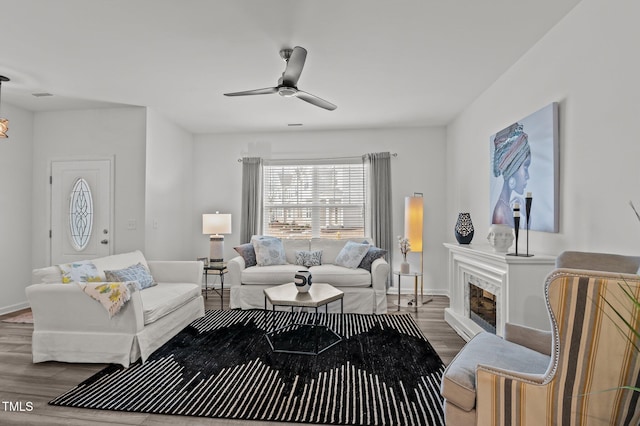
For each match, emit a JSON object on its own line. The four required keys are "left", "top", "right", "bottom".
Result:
{"left": 525, "top": 192, "right": 532, "bottom": 256}
{"left": 513, "top": 203, "right": 520, "bottom": 256}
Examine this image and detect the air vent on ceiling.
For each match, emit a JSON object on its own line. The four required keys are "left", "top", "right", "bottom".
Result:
{"left": 32, "top": 93, "right": 53, "bottom": 97}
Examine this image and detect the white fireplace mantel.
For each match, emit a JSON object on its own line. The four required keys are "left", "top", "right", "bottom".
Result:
{"left": 443, "top": 243, "right": 556, "bottom": 341}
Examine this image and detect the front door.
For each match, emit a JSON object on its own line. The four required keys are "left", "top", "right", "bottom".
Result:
{"left": 50, "top": 159, "right": 114, "bottom": 265}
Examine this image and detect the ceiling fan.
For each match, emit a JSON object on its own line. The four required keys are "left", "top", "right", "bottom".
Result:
{"left": 224, "top": 46, "right": 337, "bottom": 111}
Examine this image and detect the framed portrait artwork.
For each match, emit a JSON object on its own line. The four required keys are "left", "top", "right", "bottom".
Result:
{"left": 489, "top": 102, "right": 559, "bottom": 233}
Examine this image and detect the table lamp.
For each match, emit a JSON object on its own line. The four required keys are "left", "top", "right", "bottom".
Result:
{"left": 202, "top": 212, "right": 232, "bottom": 262}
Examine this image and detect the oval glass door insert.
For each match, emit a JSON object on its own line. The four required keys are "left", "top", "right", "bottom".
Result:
{"left": 69, "top": 178, "right": 94, "bottom": 251}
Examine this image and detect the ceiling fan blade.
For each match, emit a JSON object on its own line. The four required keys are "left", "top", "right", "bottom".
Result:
{"left": 224, "top": 87, "right": 278, "bottom": 96}
{"left": 282, "top": 46, "right": 307, "bottom": 87}
{"left": 296, "top": 91, "right": 337, "bottom": 111}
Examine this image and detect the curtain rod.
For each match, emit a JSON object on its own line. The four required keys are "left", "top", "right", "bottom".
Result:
{"left": 237, "top": 153, "right": 397, "bottom": 163}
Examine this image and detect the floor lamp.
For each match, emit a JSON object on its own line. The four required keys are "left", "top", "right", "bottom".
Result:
{"left": 202, "top": 212, "right": 232, "bottom": 263}
{"left": 405, "top": 193, "right": 431, "bottom": 306}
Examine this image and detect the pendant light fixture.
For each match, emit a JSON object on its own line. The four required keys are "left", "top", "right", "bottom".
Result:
{"left": 0, "top": 76, "right": 9, "bottom": 139}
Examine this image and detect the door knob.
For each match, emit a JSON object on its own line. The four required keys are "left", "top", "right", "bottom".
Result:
{"left": 101, "top": 239, "right": 109, "bottom": 245}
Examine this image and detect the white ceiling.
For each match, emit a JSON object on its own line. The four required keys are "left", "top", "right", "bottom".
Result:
{"left": 1, "top": 0, "right": 582, "bottom": 134}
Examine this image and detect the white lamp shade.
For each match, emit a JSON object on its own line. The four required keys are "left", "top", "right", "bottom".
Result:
{"left": 404, "top": 195, "right": 423, "bottom": 252}
{"left": 202, "top": 213, "right": 232, "bottom": 235}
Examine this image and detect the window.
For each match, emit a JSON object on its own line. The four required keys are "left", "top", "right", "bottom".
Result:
{"left": 69, "top": 178, "right": 94, "bottom": 251}
{"left": 263, "top": 160, "right": 366, "bottom": 239}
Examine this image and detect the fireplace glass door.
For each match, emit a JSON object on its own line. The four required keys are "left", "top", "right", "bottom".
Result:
{"left": 469, "top": 283, "right": 497, "bottom": 334}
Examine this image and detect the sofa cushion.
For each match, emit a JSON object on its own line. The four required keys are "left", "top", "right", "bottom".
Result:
{"left": 441, "top": 332, "right": 550, "bottom": 411}
{"left": 105, "top": 262, "right": 157, "bottom": 290}
{"left": 251, "top": 236, "right": 287, "bottom": 266}
{"left": 234, "top": 243, "right": 257, "bottom": 267}
{"left": 139, "top": 283, "right": 201, "bottom": 325}
{"left": 309, "top": 264, "right": 371, "bottom": 287}
{"left": 241, "top": 264, "right": 301, "bottom": 285}
{"left": 335, "top": 241, "right": 370, "bottom": 269}
{"left": 295, "top": 250, "right": 323, "bottom": 267}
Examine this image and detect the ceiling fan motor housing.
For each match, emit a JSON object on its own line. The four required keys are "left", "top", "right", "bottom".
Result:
{"left": 278, "top": 87, "right": 297, "bottom": 97}
{"left": 279, "top": 49, "right": 293, "bottom": 62}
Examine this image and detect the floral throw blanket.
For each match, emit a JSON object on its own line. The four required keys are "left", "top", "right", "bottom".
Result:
{"left": 77, "top": 282, "right": 135, "bottom": 317}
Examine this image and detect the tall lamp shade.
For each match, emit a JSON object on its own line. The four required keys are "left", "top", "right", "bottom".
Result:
{"left": 0, "top": 76, "right": 9, "bottom": 139}
{"left": 202, "top": 212, "right": 232, "bottom": 262}
{"left": 404, "top": 194, "right": 423, "bottom": 252}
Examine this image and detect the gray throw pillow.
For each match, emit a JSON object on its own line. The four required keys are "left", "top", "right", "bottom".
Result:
{"left": 234, "top": 243, "right": 257, "bottom": 267}
{"left": 105, "top": 262, "right": 157, "bottom": 290}
{"left": 334, "top": 241, "right": 370, "bottom": 269}
{"left": 358, "top": 246, "right": 387, "bottom": 271}
{"left": 251, "top": 235, "right": 287, "bottom": 266}
{"left": 295, "top": 250, "right": 323, "bottom": 267}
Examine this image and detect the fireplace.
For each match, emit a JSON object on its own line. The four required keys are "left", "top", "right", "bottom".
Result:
{"left": 464, "top": 273, "right": 501, "bottom": 335}
{"left": 444, "top": 243, "right": 555, "bottom": 340}
{"left": 468, "top": 283, "right": 496, "bottom": 334}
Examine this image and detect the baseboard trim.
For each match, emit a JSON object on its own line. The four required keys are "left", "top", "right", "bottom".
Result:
{"left": 387, "top": 288, "right": 449, "bottom": 296}
{"left": 0, "top": 301, "right": 30, "bottom": 316}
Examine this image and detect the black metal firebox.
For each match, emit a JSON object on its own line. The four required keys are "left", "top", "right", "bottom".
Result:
{"left": 469, "top": 282, "right": 497, "bottom": 334}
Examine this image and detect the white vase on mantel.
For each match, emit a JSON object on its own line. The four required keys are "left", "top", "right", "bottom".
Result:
{"left": 400, "top": 260, "right": 410, "bottom": 274}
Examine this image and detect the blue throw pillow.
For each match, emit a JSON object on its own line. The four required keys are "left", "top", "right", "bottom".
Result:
{"left": 358, "top": 246, "right": 387, "bottom": 271}
{"left": 234, "top": 243, "right": 257, "bottom": 267}
{"left": 105, "top": 262, "right": 156, "bottom": 290}
{"left": 251, "top": 235, "right": 287, "bottom": 266}
{"left": 334, "top": 241, "right": 370, "bottom": 269}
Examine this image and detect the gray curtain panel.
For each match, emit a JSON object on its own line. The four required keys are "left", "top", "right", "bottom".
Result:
{"left": 366, "top": 152, "right": 393, "bottom": 286}
{"left": 240, "top": 157, "right": 263, "bottom": 243}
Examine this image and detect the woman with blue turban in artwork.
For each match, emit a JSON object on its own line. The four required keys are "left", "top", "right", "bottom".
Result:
{"left": 491, "top": 122, "right": 531, "bottom": 228}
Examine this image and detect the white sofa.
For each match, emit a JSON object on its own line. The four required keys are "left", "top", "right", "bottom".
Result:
{"left": 26, "top": 250, "right": 204, "bottom": 367}
{"left": 228, "top": 238, "right": 389, "bottom": 314}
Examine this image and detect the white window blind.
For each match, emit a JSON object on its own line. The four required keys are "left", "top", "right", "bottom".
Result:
{"left": 263, "top": 160, "right": 366, "bottom": 239}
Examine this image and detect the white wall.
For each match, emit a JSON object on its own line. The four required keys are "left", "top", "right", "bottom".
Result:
{"left": 31, "top": 107, "right": 147, "bottom": 269}
{"left": 193, "top": 127, "right": 449, "bottom": 293}
{"left": 0, "top": 104, "right": 34, "bottom": 314}
{"left": 446, "top": 0, "right": 640, "bottom": 257}
{"left": 14, "top": 0, "right": 631, "bottom": 316}
{"left": 145, "top": 108, "right": 195, "bottom": 260}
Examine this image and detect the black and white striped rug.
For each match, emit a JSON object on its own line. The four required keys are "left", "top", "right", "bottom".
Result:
{"left": 50, "top": 310, "right": 445, "bottom": 425}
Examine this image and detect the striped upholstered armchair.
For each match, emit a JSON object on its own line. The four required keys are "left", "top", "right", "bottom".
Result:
{"left": 441, "top": 251, "right": 640, "bottom": 425}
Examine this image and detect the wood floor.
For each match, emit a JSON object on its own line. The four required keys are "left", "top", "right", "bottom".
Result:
{"left": 0, "top": 290, "right": 465, "bottom": 425}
